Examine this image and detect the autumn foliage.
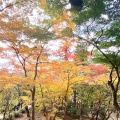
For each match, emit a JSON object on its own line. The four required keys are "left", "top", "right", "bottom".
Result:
{"left": 0, "top": 0, "right": 114, "bottom": 120}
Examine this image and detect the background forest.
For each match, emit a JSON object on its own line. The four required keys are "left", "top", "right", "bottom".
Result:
{"left": 0, "top": 0, "right": 120, "bottom": 120}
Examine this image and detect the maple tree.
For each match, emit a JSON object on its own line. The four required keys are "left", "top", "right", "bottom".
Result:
{"left": 0, "top": 1, "right": 58, "bottom": 119}
{"left": 34, "top": 61, "right": 90, "bottom": 119}
{"left": 10, "top": 31, "right": 55, "bottom": 120}
{"left": 56, "top": 40, "right": 76, "bottom": 61}
{"left": 74, "top": 0, "right": 120, "bottom": 110}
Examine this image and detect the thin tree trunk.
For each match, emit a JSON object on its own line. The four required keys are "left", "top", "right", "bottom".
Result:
{"left": 31, "top": 86, "right": 35, "bottom": 120}
{"left": 63, "top": 73, "right": 70, "bottom": 119}
{"left": 25, "top": 106, "right": 30, "bottom": 117}
{"left": 3, "top": 98, "right": 9, "bottom": 120}
{"left": 73, "top": 90, "right": 77, "bottom": 107}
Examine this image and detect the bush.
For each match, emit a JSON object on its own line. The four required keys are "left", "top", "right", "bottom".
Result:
{"left": 4, "top": 117, "right": 9, "bottom": 120}
{"left": 66, "top": 101, "right": 79, "bottom": 119}
{"left": 1, "top": 113, "right": 14, "bottom": 120}
{"left": 13, "top": 111, "right": 23, "bottom": 118}
{"left": 4, "top": 115, "right": 12, "bottom": 120}
{"left": 66, "top": 100, "right": 89, "bottom": 119}
{"left": 19, "top": 108, "right": 26, "bottom": 113}
{"left": 99, "top": 107, "right": 106, "bottom": 119}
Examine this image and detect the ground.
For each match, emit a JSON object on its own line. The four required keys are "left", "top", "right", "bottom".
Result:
{"left": 14, "top": 113, "right": 120, "bottom": 120}
{"left": 1, "top": 112, "right": 120, "bottom": 120}
{"left": 14, "top": 112, "right": 46, "bottom": 120}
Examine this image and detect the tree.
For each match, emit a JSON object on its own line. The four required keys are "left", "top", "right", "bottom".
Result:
{"left": 75, "top": 41, "right": 89, "bottom": 63}
{"left": 56, "top": 40, "right": 76, "bottom": 61}
{"left": 76, "top": 0, "right": 120, "bottom": 110}
{"left": 11, "top": 30, "right": 54, "bottom": 120}
{"left": 50, "top": 61, "right": 90, "bottom": 119}
{"left": 92, "top": 21, "right": 120, "bottom": 110}
{"left": 0, "top": 1, "right": 57, "bottom": 119}
{"left": 71, "top": 83, "right": 113, "bottom": 120}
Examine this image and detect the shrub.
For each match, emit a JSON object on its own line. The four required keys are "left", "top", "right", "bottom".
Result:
{"left": 4, "top": 117, "right": 9, "bottom": 120}
{"left": 13, "top": 111, "right": 23, "bottom": 118}
{"left": 4, "top": 116, "right": 11, "bottom": 120}
{"left": 99, "top": 107, "right": 106, "bottom": 119}
{"left": 1, "top": 114, "right": 14, "bottom": 120}
{"left": 19, "top": 108, "right": 26, "bottom": 113}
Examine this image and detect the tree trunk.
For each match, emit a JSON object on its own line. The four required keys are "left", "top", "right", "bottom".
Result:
{"left": 31, "top": 86, "right": 36, "bottom": 120}
{"left": 25, "top": 106, "right": 30, "bottom": 117}
{"left": 3, "top": 99, "right": 9, "bottom": 120}
{"left": 112, "top": 90, "right": 120, "bottom": 110}
{"left": 108, "top": 68, "right": 120, "bottom": 111}
{"left": 63, "top": 108, "right": 68, "bottom": 120}
{"left": 73, "top": 90, "right": 77, "bottom": 107}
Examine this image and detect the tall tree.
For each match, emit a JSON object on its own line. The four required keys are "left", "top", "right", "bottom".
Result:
{"left": 73, "top": 0, "right": 120, "bottom": 110}
{"left": 0, "top": 1, "right": 56, "bottom": 119}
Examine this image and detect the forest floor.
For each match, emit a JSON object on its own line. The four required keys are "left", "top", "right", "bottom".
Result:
{"left": 13, "top": 113, "right": 91, "bottom": 120}
{"left": 13, "top": 113, "right": 120, "bottom": 120}
{"left": 14, "top": 112, "right": 46, "bottom": 120}
{"left": 1, "top": 112, "right": 120, "bottom": 120}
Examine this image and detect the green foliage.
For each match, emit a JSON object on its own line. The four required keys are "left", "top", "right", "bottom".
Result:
{"left": 93, "top": 21, "right": 120, "bottom": 67}
{"left": 39, "top": 0, "right": 66, "bottom": 18}
{"left": 98, "top": 21, "right": 120, "bottom": 49}
{"left": 73, "top": 0, "right": 106, "bottom": 24}
{"left": 105, "top": 21, "right": 120, "bottom": 41}
{"left": 39, "top": 0, "right": 106, "bottom": 24}
{"left": 0, "top": 88, "right": 19, "bottom": 114}
{"left": 98, "top": 107, "right": 106, "bottom": 119}
{"left": 13, "top": 111, "right": 23, "bottom": 118}
{"left": 66, "top": 101, "right": 80, "bottom": 119}
{"left": 24, "top": 26, "right": 56, "bottom": 42}
{"left": 93, "top": 50, "right": 120, "bottom": 67}
{"left": 19, "top": 108, "right": 26, "bottom": 113}
{"left": 2, "top": 113, "right": 13, "bottom": 120}
{"left": 61, "top": 27, "right": 73, "bottom": 37}
{"left": 4, "top": 117, "right": 9, "bottom": 120}
{"left": 75, "top": 42, "right": 89, "bottom": 62}
{"left": 66, "top": 84, "right": 111, "bottom": 119}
